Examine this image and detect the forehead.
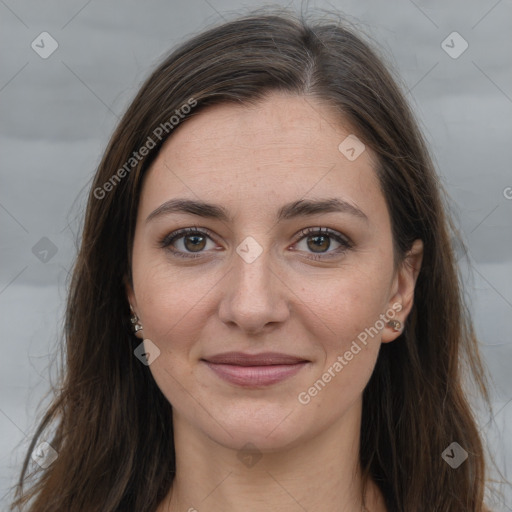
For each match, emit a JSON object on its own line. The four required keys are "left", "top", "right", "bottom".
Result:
{"left": 167, "top": 93, "right": 370, "bottom": 166}
{"left": 138, "top": 92, "right": 385, "bottom": 224}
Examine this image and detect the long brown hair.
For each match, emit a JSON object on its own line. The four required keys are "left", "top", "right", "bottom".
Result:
{"left": 9, "top": 8, "right": 497, "bottom": 511}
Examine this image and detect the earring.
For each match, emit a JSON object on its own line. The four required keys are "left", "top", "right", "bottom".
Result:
{"left": 129, "top": 305, "right": 143, "bottom": 333}
{"left": 387, "top": 319, "right": 402, "bottom": 332}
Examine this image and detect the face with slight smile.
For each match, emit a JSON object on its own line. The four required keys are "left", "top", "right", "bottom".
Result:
{"left": 126, "top": 92, "right": 422, "bottom": 452}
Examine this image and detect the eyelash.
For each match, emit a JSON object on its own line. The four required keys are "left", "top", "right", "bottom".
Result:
{"left": 158, "top": 226, "right": 353, "bottom": 261}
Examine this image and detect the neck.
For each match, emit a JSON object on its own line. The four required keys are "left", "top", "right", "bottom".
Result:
{"left": 158, "top": 399, "right": 387, "bottom": 512}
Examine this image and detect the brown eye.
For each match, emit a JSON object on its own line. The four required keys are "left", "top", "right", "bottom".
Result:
{"left": 182, "top": 233, "right": 207, "bottom": 252}
{"left": 159, "top": 227, "right": 216, "bottom": 259}
{"left": 307, "top": 234, "right": 331, "bottom": 253}
{"left": 294, "top": 227, "right": 353, "bottom": 260}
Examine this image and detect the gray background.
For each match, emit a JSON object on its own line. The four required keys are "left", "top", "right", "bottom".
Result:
{"left": 1, "top": 0, "right": 511, "bottom": 509}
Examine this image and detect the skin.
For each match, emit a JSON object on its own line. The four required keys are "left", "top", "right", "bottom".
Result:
{"left": 126, "top": 92, "right": 423, "bottom": 512}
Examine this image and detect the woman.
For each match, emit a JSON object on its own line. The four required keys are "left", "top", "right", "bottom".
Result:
{"left": 9, "top": 9, "right": 496, "bottom": 511}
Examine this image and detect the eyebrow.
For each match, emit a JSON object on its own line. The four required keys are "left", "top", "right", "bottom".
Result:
{"left": 145, "top": 197, "right": 369, "bottom": 224}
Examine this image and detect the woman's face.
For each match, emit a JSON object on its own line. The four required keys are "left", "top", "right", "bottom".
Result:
{"left": 127, "top": 92, "right": 422, "bottom": 451}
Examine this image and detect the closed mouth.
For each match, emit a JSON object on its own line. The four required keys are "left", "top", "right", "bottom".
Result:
{"left": 201, "top": 352, "right": 310, "bottom": 387}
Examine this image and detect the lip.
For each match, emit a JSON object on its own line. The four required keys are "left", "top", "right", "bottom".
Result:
{"left": 201, "top": 352, "right": 309, "bottom": 387}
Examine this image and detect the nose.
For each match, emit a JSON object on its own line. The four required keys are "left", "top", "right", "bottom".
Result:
{"left": 217, "top": 244, "right": 290, "bottom": 335}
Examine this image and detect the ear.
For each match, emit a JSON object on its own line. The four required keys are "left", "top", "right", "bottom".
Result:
{"left": 124, "top": 274, "right": 144, "bottom": 340}
{"left": 381, "top": 239, "right": 423, "bottom": 343}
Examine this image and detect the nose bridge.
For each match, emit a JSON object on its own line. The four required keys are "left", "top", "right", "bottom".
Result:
{"left": 235, "top": 236, "right": 273, "bottom": 293}
{"left": 218, "top": 233, "right": 289, "bottom": 332}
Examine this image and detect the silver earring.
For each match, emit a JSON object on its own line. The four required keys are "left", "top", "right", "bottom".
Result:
{"left": 129, "top": 305, "right": 143, "bottom": 333}
{"left": 387, "top": 319, "right": 402, "bottom": 332}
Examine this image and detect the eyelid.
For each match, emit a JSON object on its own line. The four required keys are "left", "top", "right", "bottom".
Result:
{"left": 293, "top": 226, "right": 352, "bottom": 247}
{"left": 158, "top": 226, "right": 216, "bottom": 248}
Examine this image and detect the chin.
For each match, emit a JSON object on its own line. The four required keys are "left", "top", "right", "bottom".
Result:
{"left": 178, "top": 396, "right": 312, "bottom": 452}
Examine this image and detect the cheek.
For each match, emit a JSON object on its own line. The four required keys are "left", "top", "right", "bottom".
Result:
{"left": 300, "top": 262, "right": 391, "bottom": 351}
{"left": 133, "top": 266, "right": 206, "bottom": 404}
{"left": 137, "top": 284, "right": 200, "bottom": 339}
{"left": 296, "top": 270, "right": 386, "bottom": 413}
{"left": 132, "top": 256, "right": 220, "bottom": 354}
